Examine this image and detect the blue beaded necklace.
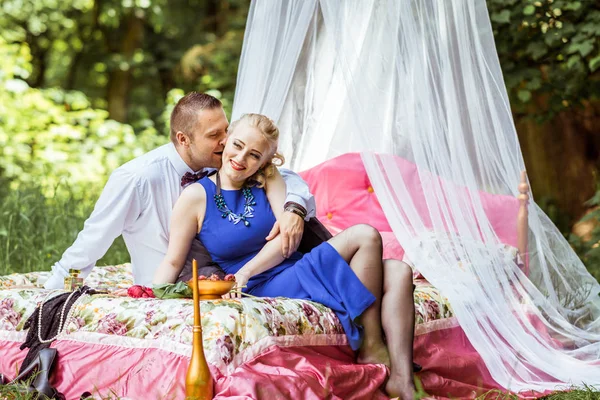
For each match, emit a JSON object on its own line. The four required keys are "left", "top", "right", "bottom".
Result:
{"left": 214, "top": 172, "right": 256, "bottom": 227}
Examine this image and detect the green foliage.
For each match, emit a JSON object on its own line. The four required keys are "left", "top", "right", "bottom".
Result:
{"left": 539, "top": 385, "right": 600, "bottom": 400}
{"left": 0, "top": 378, "right": 39, "bottom": 400}
{"left": 0, "top": 0, "right": 248, "bottom": 125}
{"left": 0, "top": 34, "right": 148, "bottom": 273}
{"left": 0, "top": 35, "right": 165, "bottom": 195}
{"left": 0, "top": 379, "right": 128, "bottom": 399}
{"left": 0, "top": 1, "right": 248, "bottom": 274}
{"left": 488, "top": 0, "right": 600, "bottom": 120}
{"left": 476, "top": 385, "right": 600, "bottom": 399}
{"left": 0, "top": 182, "right": 128, "bottom": 276}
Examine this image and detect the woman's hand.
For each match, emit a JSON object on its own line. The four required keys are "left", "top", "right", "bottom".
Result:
{"left": 111, "top": 288, "right": 130, "bottom": 297}
{"left": 222, "top": 271, "right": 250, "bottom": 299}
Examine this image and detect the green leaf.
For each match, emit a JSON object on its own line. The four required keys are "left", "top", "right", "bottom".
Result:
{"left": 517, "top": 90, "right": 532, "bottom": 103}
{"left": 491, "top": 10, "right": 511, "bottom": 24}
{"left": 567, "top": 40, "right": 595, "bottom": 57}
{"left": 567, "top": 54, "right": 582, "bottom": 69}
{"left": 564, "top": 1, "right": 581, "bottom": 11}
{"left": 526, "top": 41, "right": 548, "bottom": 60}
{"left": 152, "top": 282, "right": 192, "bottom": 299}
{"left": 526, "top": 77, "right": 542, "bottom": 90}
{"left": 590, "top": 55, "right": 600, "bottom": 72}
{"left": 577, "top": 41, "right": 595, "bottom": 57}
{"left": 581, "top": 22, "right": 600, "bottom": 36}
{"left": 523, "top": 5, "right": 535, "bottom": 16}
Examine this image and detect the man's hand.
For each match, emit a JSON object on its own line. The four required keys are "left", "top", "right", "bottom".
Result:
{"left": 266, "top": 211, "right": 304, "bottom": 258}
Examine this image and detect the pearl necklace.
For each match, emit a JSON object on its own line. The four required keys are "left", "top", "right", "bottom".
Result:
{"left": 37, "top": 287, "right": 89, "bottom": 344}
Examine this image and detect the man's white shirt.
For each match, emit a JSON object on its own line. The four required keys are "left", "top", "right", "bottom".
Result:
{"left": 44, "top": 143, "right": 316, "bottom": 289}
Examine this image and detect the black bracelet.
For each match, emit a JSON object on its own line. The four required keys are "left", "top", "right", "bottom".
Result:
{"left": 284, "top": 201, "right": 307, "bottom": 216}
{"left": 284, "top": 202, "right": 307, "bottom": 219}
{"left": 285, "top": 207, "right": 306, "bottom": 219}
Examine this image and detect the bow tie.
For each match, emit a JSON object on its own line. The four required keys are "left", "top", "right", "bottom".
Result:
{"left": 181, "top": 171, "right": 209, "bottom": 187}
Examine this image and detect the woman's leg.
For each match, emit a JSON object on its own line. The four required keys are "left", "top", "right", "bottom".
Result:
{"left": 381, "top": 259, "right": 416, "bottom": 399}
{"left": 326, "top": 224, "right": 389, "bottom": 366}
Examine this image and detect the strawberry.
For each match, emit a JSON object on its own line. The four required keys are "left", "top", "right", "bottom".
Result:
{"left": 224, "top": 274, "right": 236, "bottom": 282}
{"left": 209, "top": 274, "right": 220, "bottom": 281}
{"left": 198, "top": 275, "right": 207, "bottom": 281}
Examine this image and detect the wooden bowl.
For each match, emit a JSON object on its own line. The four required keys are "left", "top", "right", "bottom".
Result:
{"left": 187, "top": 279, "right": 236, "bottom": 300}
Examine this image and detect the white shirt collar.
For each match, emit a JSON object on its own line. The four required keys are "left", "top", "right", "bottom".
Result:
{"left": 166, "top": 142, "right": 199, "bottom": 176}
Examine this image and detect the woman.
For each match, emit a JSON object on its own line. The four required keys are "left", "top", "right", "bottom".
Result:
{"left": 153, "top": 113, "right": 415, "bottom": 399}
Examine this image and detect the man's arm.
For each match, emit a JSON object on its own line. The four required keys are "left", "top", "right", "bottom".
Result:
{"left": 267, "top": 168, "right": 317, "bottom": 256}
{"left": 44, "top": 169, "right": 143, "bottom": 289}
{"left": 279, "top": 168, "right": 316, "bottom": 219}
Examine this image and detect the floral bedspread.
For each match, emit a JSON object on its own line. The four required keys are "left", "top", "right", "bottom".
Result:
{"left": 0, "top": 264, "right": 453, "bottom": 374}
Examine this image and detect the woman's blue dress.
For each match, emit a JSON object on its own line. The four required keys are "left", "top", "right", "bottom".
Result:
{"left": 196, "top": 177, "right": 375, "bottom": 350}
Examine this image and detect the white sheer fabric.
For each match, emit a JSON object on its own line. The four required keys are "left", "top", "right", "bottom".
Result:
{"left": 232, "top": 0, "right": 600, "bottom": 392}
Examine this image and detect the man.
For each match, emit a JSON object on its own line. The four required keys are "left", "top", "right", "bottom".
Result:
{"left": 44, "top": 92, "right": 316, "bottom": 289}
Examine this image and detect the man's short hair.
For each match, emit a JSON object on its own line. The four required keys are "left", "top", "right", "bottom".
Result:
{"left": 170, "top": 92, "right": 223, "bottom": 143}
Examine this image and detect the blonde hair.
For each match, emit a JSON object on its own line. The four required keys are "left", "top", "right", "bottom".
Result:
{"left": 228, "top": 113, "right": 284, "bottom": 188}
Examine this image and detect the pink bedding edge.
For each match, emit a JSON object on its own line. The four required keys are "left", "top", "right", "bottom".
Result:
{"left": 414, "top": 324, "right": 552, "bottom": 399}
{"left": 1, "top": 324, "right": 549, "bottom": 399}
{"left": 414, "top": 324, "right": 501, "bottom": 399}
{"left": 0, "top": 338, "right": 387, "bottom": 400}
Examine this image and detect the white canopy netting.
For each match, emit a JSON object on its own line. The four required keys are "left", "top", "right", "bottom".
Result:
{"left": 231, "top": 0, "right": 600, "bottom": 393}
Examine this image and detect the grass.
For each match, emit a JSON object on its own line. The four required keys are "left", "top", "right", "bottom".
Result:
{"left": 475, "top": 386, "right": 600, "bottom": 400}
{"left": 540, "top": 387, "right": 600, "bottom": 400}
{"left": 0, "top": 383, "right": 123, "bottom": 399}
{"left": 1, "top": 381, "right": 599, "bottom": 400}
{"left": 0, "top": 182, "right": 128, "bottom": 276}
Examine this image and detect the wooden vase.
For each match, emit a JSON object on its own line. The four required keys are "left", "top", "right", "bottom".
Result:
{"left": 185, "top": 259, "right": 213, "bottom": 399}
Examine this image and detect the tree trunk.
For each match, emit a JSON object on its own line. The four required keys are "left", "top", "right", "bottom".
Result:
{"left": 65, "top": 51, "right": 82, "bottom": 90}
{"left": 516, "top": 102, "right": 600, "bottom": 229}
{"left": 25, "top": 32, "right": 48, "bottom": 88}
{"left": 205, "top": 0, "right": 228, "bottom": 35}
{"left": 65, "top": 3, "right": 100, "bottom": 90}
{"left": 106, "top": 15, "right": 144, "bottom": 123}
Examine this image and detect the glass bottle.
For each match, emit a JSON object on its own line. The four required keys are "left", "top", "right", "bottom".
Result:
{"left": 64, "top": 269, "right": 83, "bottom": 291}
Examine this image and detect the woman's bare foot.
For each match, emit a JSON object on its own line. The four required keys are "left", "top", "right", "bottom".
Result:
{"left": 356, "top": 341, "right": 391, "bottom": 369}
{"left": 385, "top": 374, "right": 415, "bottom": 400}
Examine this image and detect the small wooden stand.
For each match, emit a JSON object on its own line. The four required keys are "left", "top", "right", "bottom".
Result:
{"left": 517, "top": 171, "right": 530, "bottom": 276}
{"left": 185, "top": 259, "right": 213, "bottom": 399}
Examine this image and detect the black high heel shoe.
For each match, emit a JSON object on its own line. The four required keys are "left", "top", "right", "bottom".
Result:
{"left": 7, "top": 352, "right": 47, "bottom": 384}
{"left": 30, "top": 348, "right": 59, "bottom": 399}
{"left": 2, "top": 348, "right": 60, "bottom": 399}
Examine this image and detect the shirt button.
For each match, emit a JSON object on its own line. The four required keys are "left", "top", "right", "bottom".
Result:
{"left": 367, "top": 186, "right": 374, "bottom": 193}
{"left": 327, "top": 212, "right": 333, "bottom": 220}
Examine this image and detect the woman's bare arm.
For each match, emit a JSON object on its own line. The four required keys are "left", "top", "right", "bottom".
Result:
{"left": 266, "top": 169, "right": 287, "bottom": 220}
{"left": 152, "top": 184, "right": 207, "bottom": 284}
